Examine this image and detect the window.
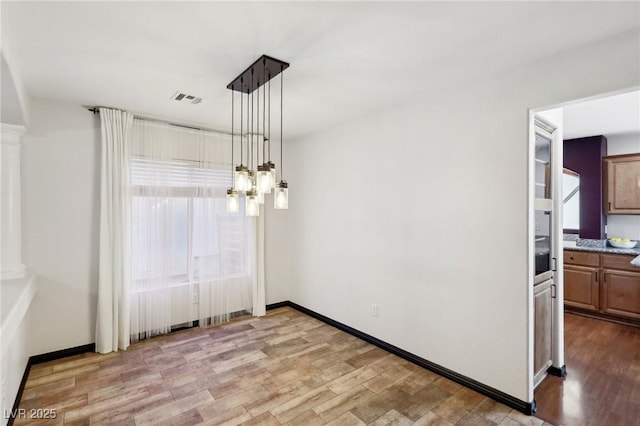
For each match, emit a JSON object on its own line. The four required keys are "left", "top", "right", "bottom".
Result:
{"left": 562, "top": 168, "right": 580, "bottom": 232}
{"left": 130, "top": 159, "right": 250, "bottom": 293}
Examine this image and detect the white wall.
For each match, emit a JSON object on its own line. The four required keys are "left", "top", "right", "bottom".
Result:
{"left": 608, "top": 131, "right": 640, "bottom": 155}
{"left": 22, "top": 98, "right": 100, "bottom": 355}
{"left": 264, "top": 157, "right": 290, "bottom": 305}
{"left": 0, "top": 276, "right": 35, "bottom": 425}
{"left": 606, "top": 131, "right": 640, "bottom": 240}
{"left": 264, "top": 29, "right": 640, "bottom": 403}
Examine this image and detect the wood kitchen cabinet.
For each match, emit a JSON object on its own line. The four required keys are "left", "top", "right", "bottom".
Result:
{"left": 564, "top": 251, "right": 599, "bottom": 311}
{"left": 601, "top": 254, "right": 640, "bottom": 320}
{"left": 604, "top": 153, "right": 640, "bottom": 215}
{"left": 564, "top": 265, "right": 599, "bottom": 311}
{"left": 564, "top": 250, "right": 640, "bottom": 324}
{"left": 533, "top": 280, "right": 552, "bottom": 387}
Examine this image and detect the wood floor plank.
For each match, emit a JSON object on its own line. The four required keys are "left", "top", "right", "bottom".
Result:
{"left": 199, "top": 383, "right": 269, "bottom": 420}
{"left": 326, "top": 365, "right": 380, "bottom": 394}
{"left": 370, "top": 408, "right": 413, "bottom": 426}
{"left": 325, "top": 411, "right": 366, "bottom": 426}
{"left": 24, "top": 364, "right": 100, "bottom": 389}
{"left": 20, "top": 378, "right": 76, "bottom": 401}
{"left": 313, "top": 384, "right": 375, "bottom": 421}
{"left": 283, "top": 409, "right": 326, "bottom": 426}
{"left": 413, "top": 411, "right": 455, "bottom": 426}
{"left": 270, "top": 385, "right": 337, "bottom": 423}
{"left": 237, "top": 411, "right": 280, "bottom": 426}
{"left": 133, "top": 389, "right": 212, "bottom": 424}
{"left": 63, "top": 387, "right": 150, "bottom": 421}
{"left": 89, "top": 390, "right": 174, "bottom": 424}
{"left": 471, "top": 398, "right": 513, "bottom": 424}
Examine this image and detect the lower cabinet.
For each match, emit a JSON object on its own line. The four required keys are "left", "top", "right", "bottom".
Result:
{"left": 564, "top": 265, "right": 599, "bottom": 311}
{"left": 564, "top": 250, "right": 640, "bottom": 323}
{"left": 602, "top": 269, "right": 640, "bottom": 320}
{"left": 534, "top": 279, "right": 552, "bottom": 388}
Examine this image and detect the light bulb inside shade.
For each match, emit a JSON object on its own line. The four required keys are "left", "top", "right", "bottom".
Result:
{"left": 269, "top": 163, "right": 277, "bottom": 190}
{"left": 247, "top": 171, "right": 255, "bottom": 192}
{"left": 274, "top": 181, "right": 288, "bottom": 210}
{"left": 257, "top": 167, "right": 272, "bottom": 194}
{"left": 246, "top": 192, "right": 260, "bottom": 216}
{"left": 226, "top": 189, "right": 239, "bottom": 213}
{"left": 234, "top": 167, "right": 249, "bottom": 192}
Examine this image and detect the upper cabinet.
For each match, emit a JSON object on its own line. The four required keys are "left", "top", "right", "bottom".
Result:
{"left": 604, "top": 153, "right": 640, "bottom": 215}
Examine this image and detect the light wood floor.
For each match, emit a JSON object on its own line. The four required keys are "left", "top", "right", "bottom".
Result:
{"left": 534, "top": 312, "right": 640, "bottom": 426}
{"left": 15, "top": 307, "right": 548, "bottom": 425}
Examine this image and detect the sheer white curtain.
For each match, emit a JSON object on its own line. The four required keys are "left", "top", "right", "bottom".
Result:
{"left": 96, "top": 108, "right": 134, "bottom": 354}
{"left": 129, "top": 119, "right": 264, "bottom": 342}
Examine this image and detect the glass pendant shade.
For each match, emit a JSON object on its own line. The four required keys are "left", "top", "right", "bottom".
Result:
{"left": 257, "top": 191, "right": 265, "bottom": 205}
{"left": 274, "top": 181, "right": 288, "bottom": 210}
{"left": 226, "top": 188, "right": 239, "bottom": 213}
{"left": 247, "top": 170, "right": 255, "bottom": 192}
{"left": 234, "top": 166, "right": 249, "bottom": 192}
{"left": 268, "top": 162, "right": 277, "bottom": 190}
{"left": 257, "top": 164, "right": 272, "bottom": 194}
{"left": 246, "top": 190, "right": 260, "bottom": 216}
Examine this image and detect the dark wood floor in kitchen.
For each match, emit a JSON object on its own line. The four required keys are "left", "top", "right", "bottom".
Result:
{"left": 534, "top": 312, "right": 640, "bottom": 426}
{"left": 15, "top": 307, "right": 547, "bottom": 426}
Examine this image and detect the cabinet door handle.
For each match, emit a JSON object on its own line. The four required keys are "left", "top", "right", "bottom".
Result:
{"left": 609, "top": 202, "right": 612, "bottom": 211}
{"left": 595, "top": 272, "right": 598, "bottom": 282}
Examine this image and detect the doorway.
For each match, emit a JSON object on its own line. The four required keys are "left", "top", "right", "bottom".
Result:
{"left": 528, "top": 87, "right": 640, "bottom": 424}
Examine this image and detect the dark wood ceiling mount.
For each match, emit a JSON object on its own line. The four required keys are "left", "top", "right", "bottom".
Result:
{"left": 227, "top": 55, "right": 290, "bottom": 94}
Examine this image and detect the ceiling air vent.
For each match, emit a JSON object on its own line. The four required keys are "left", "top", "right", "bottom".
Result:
{"left": 171, "top": 91, "right": 202, "bottom": 105}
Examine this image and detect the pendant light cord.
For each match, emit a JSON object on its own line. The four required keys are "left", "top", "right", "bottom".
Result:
{"left": 254, "top": 77, "right": 260, "bottom": 167}
{"left": 231, "top": 88, "right": 235, "bottom": 178}
{"left": 250, "top": 77, "right": 252, "bottom": 171}
{"left": 268, "top": 78, "right": 271, "bottom": 162}
{"left": 247, "top": 81, "right": 250, "bottom": 167}
{"left": 240, "top": 78, "right": 243, "bottom": 166}
{"left": 263, "top": 62, "right": 266, "bottom": 162}
{"left": 280, "top": 65, "right": 284, "bottom": 179}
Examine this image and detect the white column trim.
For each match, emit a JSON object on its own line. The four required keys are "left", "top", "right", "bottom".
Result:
{"left": 1, "top": 124, "right": 27, "bottom": 141}
{"left": 1, "top": 122, "right": 27, "bottom": 280}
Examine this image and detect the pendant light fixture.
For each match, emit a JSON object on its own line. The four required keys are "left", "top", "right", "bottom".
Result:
{"left": 234, "top": 77, "right": 249, "bottom": 193}
{"left": 274, "top": 65, "right": 288, "bottom": 210}
{"left": 226, "top": 55, "right": 289, "bottom": 216}
{"left": 226, "top": 88, "right": 239, "bottom": 212}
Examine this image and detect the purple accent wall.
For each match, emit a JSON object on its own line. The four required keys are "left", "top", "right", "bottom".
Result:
{"left": 563, "top": 136, "right": 607, "bottom": 239}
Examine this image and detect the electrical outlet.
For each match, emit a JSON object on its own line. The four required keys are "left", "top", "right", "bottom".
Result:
{"left": 535, "top": 222, "right": 540, "bottom": 232}
{"left": 192, "top": 289, "right": 199, "bottom": 304}
{"left": 372, "top": 304, "right": 378, "bottom": 317}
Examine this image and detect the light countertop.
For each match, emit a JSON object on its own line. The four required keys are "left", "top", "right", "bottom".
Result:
{"left": 563, "top": 240, "right": 640, "bottom": 267}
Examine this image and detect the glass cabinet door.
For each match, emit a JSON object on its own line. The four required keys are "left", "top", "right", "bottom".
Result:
{"left": 534, "top": 123, "right": 554, "bottom": 284}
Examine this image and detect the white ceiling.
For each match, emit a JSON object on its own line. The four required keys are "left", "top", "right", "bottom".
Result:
{"left": 2, "top": 1, "right": 639, "bottom": 139}
{"left": 563, "top": 90, "right": 640, "bottom": 139}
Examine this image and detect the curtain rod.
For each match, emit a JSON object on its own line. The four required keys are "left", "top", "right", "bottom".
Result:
{"left": 87, "top": 106, "right": 258, "bottom": 138}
